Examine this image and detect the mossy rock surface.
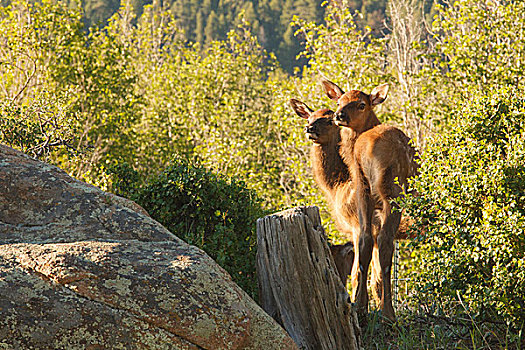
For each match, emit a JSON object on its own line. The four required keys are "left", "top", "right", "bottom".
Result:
{"left": 0, "top": 145, "right": 297, "bottom": 350}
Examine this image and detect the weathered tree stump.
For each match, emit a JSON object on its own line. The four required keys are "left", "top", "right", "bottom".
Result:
{"left": 256, "top": 206, "right": 361, "bottom": 350}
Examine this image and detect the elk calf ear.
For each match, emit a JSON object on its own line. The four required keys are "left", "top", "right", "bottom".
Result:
{"left": 370, "top": 83, "right": 389, "bottom": 106}
{"left": 321, "top": 79, "right": 345, "bottom": 101}
{"left": 289, "top": 99, "right": 313, "bottom": 119}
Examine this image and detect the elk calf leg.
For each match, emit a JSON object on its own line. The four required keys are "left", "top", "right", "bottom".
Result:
{"left": 351, "top": 233, "right": 373, "bottom": 326}
{"left": 354, "top": 184, "right": 375, "bottom": 316}
{"left": 370, "top": 244, "right": 382, "bottom": 305}
{"left": 377, "top": 208, "right": 401, "bottom": 322}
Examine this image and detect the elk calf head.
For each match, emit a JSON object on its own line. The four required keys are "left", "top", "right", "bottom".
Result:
{"left": 321, "top": 79, "right": 388, "bottom": 133}
{"left": 329, "top": 242, "right": 355, "bottom": 286}
{"left": 289, "top": 99, "right": 337, "bottom": 145}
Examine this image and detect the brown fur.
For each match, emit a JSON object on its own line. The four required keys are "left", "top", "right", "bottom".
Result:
{"left": 321, "top": 80, "right": 419, "bottom": 322}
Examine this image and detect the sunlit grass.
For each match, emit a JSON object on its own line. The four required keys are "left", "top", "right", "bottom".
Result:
{"left": 361, "top": 307, "right": 523, "bottom": 350}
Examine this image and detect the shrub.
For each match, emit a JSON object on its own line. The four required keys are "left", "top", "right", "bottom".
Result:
{"left": 402, "top": 85, "right": 525, "bottom": 330}
{"left": 109, "top": 157, "right": 266, "bottom": 300}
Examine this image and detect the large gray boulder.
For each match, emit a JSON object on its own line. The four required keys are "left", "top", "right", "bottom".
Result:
{"left": 0, "top": 145, "right": 297, "bottom": 350}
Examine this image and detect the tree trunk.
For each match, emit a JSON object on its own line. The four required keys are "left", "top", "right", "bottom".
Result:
{"left": 256, "top": 206, "right": 361, "bottom": 350}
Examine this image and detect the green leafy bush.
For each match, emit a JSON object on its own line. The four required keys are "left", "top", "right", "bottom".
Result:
{"left": 110, "top": 157, "right": 266, "bottom": 300}
{"left": 402, "top": 85, "right": 525, "bottom": 330}
{"left": 0, "top": 92, "right": 79, "bottom": 160}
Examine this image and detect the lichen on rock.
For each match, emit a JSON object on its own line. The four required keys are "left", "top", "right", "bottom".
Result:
{"left": 0, "top": 145, "right": 297, "bottom": 349}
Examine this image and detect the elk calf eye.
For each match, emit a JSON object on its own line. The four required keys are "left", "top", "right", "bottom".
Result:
{"left": 359, "top": 103, "right": 366, "bottom": 110}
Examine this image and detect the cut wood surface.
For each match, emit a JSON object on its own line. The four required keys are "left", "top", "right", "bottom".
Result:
{"left": 256, "top": 206, "right": 361, "bottom": 350}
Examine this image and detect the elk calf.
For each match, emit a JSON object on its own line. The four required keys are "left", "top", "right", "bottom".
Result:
{"left": 289, "top": 99, "right": 383, "bottom": 291}
{"left": 321, "top": 80, "right": 418, "bottom": 322}
{"left": 289, "top": 100, "right": 349, "bottom": 202}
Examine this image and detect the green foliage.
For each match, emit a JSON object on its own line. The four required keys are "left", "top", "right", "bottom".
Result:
{"left": 0, "top": 0, "right": 316, "bottom": 211}
{"left": 296, "top": 2, "right": 389, "bottom": 92}
{"left": 58, "top": 3, "right": 141, "bottom": 183}
{"left": 346, "top": 0, "right": 388, "bottom": 33}
{"left": 402, "top": 86, "right": 525, "bottom": 330}
{"left": 0, "top": 0, "right": 141, "bottom": 183}
{"left": 76, "top": 0, "right": 327, "bottom": 73}
{"left": 0, "top": 0, "right": 86, "bottom": 160}
{"left": 110, "top": 158, "right": 266, "bottom": 300}
{"left": 0, "top": 0, "right": 86, "bottom": 102}
{"left": 58, "top": 0, "right": 439, "bottom": 75}
{"left": 0, "top": 92, "right": 78, "bottom": 159}
{"left": 125, "top": 8, "right": 314, "bottom": 210}
{"left": 433, "top": 0, "right": 525, "bottom": 92}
